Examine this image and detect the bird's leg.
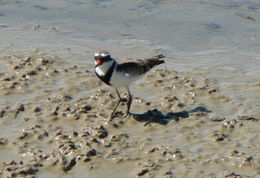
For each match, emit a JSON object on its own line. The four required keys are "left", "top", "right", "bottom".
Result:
{"left": 125, "top": 88, "right": 132, "bottom": 117}
{"left": 110, "top": 89, "right": 122, "bottom": 118}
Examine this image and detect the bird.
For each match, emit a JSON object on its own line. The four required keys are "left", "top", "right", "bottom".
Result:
{"left": 94, "top": 51, "right": 165, "bottom": 118}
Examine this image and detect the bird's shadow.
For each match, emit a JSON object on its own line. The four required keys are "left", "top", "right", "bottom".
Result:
{"left": 131, "top": 106, "right": 212, "bottom": 126}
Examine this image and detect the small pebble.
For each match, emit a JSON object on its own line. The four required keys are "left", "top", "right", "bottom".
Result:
{"left": 208, "top": 89, "right": 217, "bottom": 93}
{"left": 86, "top": 149, "right": 97, "bottom": 157}
{"left": 210, "top": 117, "right": 225, "bottom": 122}
{"left": 0, "top": 110, "right": 6, "bottom": 118}
{"left": 34, "top": 107, "right": 41, "bottom": 112}
{"left": 165, "top": 170, "right": 173, "bottom": 175}
{"left": 237, "top": 116, "right": 258, "bottom": 121}
{"left": 177, "top": 103, "right": 185, "bottom": 107}
{"left": 84, "top": 157, "right": 91, "bottom": 162}
{"left": 63, "top": 157, "right": 77, "bottom": 172}
{"left": 137, "top": 168, "right": 149, "bottom": 176}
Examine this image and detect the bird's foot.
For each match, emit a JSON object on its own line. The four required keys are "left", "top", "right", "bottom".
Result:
{"left": 123, "top": 112, "right": 132, "bottom": 118}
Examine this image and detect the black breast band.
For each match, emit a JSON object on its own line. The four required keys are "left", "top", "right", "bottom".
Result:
{"left": 95, "top": 61, "right": 115, "bottom": 86}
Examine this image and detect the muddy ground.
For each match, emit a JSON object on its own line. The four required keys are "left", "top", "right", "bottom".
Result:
{"left": 0, "top": 53, "right": 259, "bottom": 177}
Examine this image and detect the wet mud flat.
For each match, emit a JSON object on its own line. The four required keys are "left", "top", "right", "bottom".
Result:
{"left": 0, "top": 53, "right": 259, "bottom": 177}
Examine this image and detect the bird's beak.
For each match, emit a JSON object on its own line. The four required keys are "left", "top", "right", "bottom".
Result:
{"left": 95, "top": 59, "right": 103, "bottom": 67}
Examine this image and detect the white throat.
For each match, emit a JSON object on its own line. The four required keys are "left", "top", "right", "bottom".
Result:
{"left": 95, "top": 59, "right": 115, "bottom": 76}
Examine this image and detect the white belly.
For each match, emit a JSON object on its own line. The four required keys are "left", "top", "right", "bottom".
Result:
{"left": 110, "top": 71, "right": 144, "bottom": 88}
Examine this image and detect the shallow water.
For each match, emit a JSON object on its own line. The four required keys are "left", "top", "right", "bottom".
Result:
{"left": 1, "top": 0, "right": 260, "bottom": 55}
{"left": 0, "top": 0, "right": 260, "bottom": 177}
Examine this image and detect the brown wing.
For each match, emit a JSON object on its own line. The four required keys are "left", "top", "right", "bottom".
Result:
{"left": 116, "top": 54, "right": 165, "bottom": 75}
{"left": 117, "top": 54, "right": 165, "bottom": 64}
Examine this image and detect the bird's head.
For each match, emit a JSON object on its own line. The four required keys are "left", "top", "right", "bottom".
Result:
{"left": 94, "top": 51, "right": 112, "bottom": 67}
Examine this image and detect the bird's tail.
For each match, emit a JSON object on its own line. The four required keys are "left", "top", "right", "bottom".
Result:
{"left": 144, "top": 54, "right": 165, "bottom": 68}
{"left": 145, "top": 54, "right": 165, "bottom": 60}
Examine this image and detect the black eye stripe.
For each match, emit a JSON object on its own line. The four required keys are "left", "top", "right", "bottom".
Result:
{"left": 95, "top": 55, "right": 111, "bottom": 61}
{"left": 103, "top": 55, "right": 111, "bottom": 61}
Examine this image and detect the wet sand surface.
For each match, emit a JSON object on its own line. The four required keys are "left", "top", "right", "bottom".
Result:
{"left": 0, "top": 0, "right": 260, "bottom": 177}
{"left": 0, "top": 53, "right": 259, "bottom": 177}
